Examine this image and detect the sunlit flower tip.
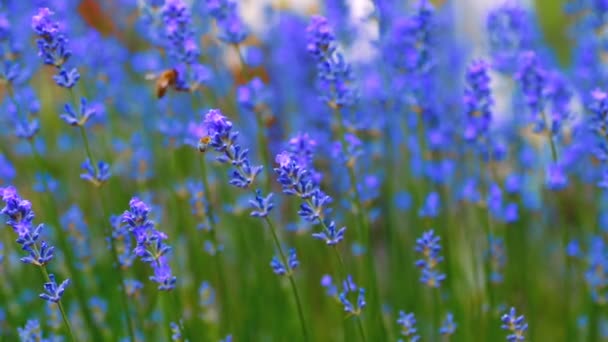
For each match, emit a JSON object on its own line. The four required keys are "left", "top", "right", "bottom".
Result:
{"left": 197, "top": 136, "right": 211, "bottom": 152}
{"left": 312, "top": 220, "right": 346, "bottom": 246}
{"left": 397, "top": 311, "right": 420, "bottom": 341}
{"left": 39, "top": 273, "right": 70, "bottom": 303}
{"left": 249, "top": 190, "right": 274, "bottom": 218}
{"left": 60, "top": 97, "right": 96, "bottom": 126}
{"left": 80, "top": 159, "right": 111, "bottom": 186}
{"left": 501, "top": 307, "right": 528, "bottom": 341}
{"left": 440, "top": 312, "right": 457, "bottom": 335}
{"left": 275, "top": 151, "right": 291, "bottom": 168}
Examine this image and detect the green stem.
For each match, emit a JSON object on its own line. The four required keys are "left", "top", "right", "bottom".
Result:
{"left": 98, "top": 188, "right": 136, "bottom": 342}
{"left": 540, "top": 111, "right": 558, "bottom": 162}
{"left": 36, "top": 252, "right": 75, "bottom": 341}
{"left": 263, "top": 216, "right": 309, "bottom": 342}
{"left": 355, "top": 316, "right": 368, "bottom": 342}
{"left": 28, "top": 141, "right": 102, "bottom": 339}
{"left": 78, "top": 126, "right": 95, "bottom": 168}
{"left": 333, "top": 106, "right": 386, "bottom": 340}
{"left": 198, "top": 154, "right": 231, "bottom": 335}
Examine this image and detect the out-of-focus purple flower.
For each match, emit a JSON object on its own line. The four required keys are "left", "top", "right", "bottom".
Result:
{"left": 414, "top": 229, "right": 445, "bottom": 288}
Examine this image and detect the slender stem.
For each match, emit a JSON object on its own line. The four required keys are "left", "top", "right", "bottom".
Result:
{"left": 36, "top": 252, "right": 75, "bottom": 341}
{"left": 263, "top": 216, "right": 309, "bottom": 342}
{"left": 333, "top": 106, "right": 386, "bottom": 340}
{"left": 28, "top": 141, "right": 102, "bottom": 338}
{"left": 98, "top": 188, "right": 136, "bottom": 342}
{"left": 332, "top": 106, "right": 368, "bottom": 242}
{"left": 198, "top": 154, "right": 231, "bottom": 334}
{"left": 540, "top": 111, "right": 558, "bottom": 162}
{"left": 79, "top": 126, "right": 95, "bottom": 167}
{"left": 355, "top": 316, "right": 368, "bottom": 342}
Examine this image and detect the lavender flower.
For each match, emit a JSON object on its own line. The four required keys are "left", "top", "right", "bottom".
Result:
{"left": 39, "top": 273, "right": 70, "bottom": 303}
{"left": 203, "top": 109, "right": 263, "bottom": 189}
{"left": 338, "top": 275, "right": 366, "bottom": 316}
{"left": 206, "top": 0, "right": 248, "bottom": 44}
{"left": 162, "top": 0, "right": 199, "bottom": 63}
{"left": 0, "top": 186, "right": 54, "bottom": 266}
{"left": 250, "top": 190, "right": 274, "bottom": 218}
{"left": 18, "top": 320, "right": 44, "bottom": 341}
{"left": 121, "top": 197, "right": 176, "bottom": 290}
{"left": 440, "top": 312, "right": 457, "bottom": 335}
{"left": 463, "top": 60, "right": 493, "bottom": 143}
{"left": 397, "top": 311, "right": 420, "bottom": 341}
{"left": 501, "top": 307, "right": 528, "bottom": 341}
{"left": 59, "top": 97, "right": 97, "bottom": 127}
{"left": 306, "top": 15, "right": 356, "bottom": 107}
{"left": 270, "top": 248, "right": 299, "bottom": 276}
{"left": 415, "top": 229, "right": 445, "bottom": 288}
{"left": 80, "top": 159, "right": 111, "bottom": 187}
{"left": 515, "top": 51, "right": 546, "bottom": 132}
{"left": 31, "top": 7, "right": 80, "bottom": 88}
{"left": 274, "top": 150, "right": 346, "bottom": 246}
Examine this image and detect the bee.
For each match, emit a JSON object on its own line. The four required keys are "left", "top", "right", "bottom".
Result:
{"left": 145, "top": 69, "right": 178, "bottom": 99}
{"left": 198, "top": 136, "right": 211, "bottom": 152}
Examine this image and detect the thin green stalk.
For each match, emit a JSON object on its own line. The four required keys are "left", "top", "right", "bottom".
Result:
{"left": 333, "top": 106, "right": 386, "bottom": 340}
{"left": 97, "top": 188, "right": 136, "bottom": 342}
{"left": 355, "top": 316, "right": 368, "bottom": 342}
{"left": 29, "top": 141, "right": 102, "bottom": 338}
{"left": 263, "top": 216, "right": 309, "bottom": 342}
{"left": 198, "top": 154, "right": 231, "bottom": 335}
{"left": 78, "top": 126, "right": 95, "bottom": 167}
{"left": 34, "top": 247, "right": 75, "bottom": 342}
{"left": 70, "top": 110, "right": 135, "bottom": 340}
{"left": 540, "top": 111, "right": 558, "bottom": 162}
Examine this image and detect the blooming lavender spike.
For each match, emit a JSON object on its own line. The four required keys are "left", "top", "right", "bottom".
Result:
{"left": 18, "top": 319, "right": 44, "bottom": 341}
{"left": 249, "top": 190, "right": 274, "bottom": 218}
{"left": 31, "top": 7, "right": 79, "bottom": 88}
{"left": 415, "top": 229, "right": 445, "bottom": 288}
{"left": 162, "top": 0, "right": 199, "bottom": 64}
{"left": 501, "top": 307, "right": 528, "bottom": 341}
{"left": 338, "top": 275, "right": 365, "bottom": 316}
{"left": 39, "top": 273, "right": 70, "bottom": 303}
{"left": 270, "top": 248, "right": 299, "bottom": 276}
{"left": 306, "top": 15, "right": 356, "bottom": 107}
{"left": 121, "top": 197, "right": 176, "bottom": 290}
{"left": 59, "top": 97, "right": 97, "bottom": 127}
{"left": 397, "top": 311, "right": 420, "bottom": 341}
{"left": 440, "top": 312, "right": 457, "bottom": 335}
{"left": 203, "top": 109, "right": 263, "bottom": 189}
{"left": 275, "top": 148, "right": 349, "bottom": 246}
{"left": 0, "top": 186, "right": 55, "bottom": 266}
{"left": 80, "top": 159, "right": 111, "bottom": 187}
{"left": 463, "top": 60, "right": 493, "bottom": 144}
{"left": 206, "top": 0, "right": 248, "bottom": 44}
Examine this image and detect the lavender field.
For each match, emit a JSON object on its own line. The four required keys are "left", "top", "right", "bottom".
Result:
{"left": 0, "top": 0, "right": 604, "bottom": 341}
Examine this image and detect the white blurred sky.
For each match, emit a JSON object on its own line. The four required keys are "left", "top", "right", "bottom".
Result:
{"left": 240, "top": 0, "right": 535, "bottom": 60}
